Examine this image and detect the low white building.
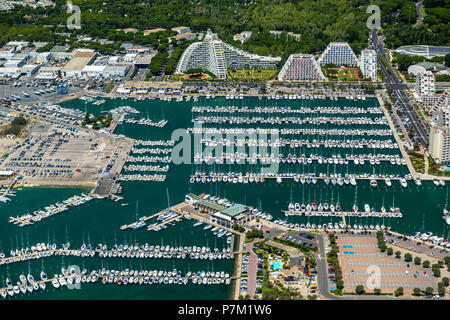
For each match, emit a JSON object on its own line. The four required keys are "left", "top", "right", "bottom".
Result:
{"left": 34, "top": 71, "right": 57, "bottom": 81}
{"left": 35, "top": 52, "right": 53, "bottom": 64}
{"left": 0, "top": 67, "right": 20, "bottom": 77}
{"left": 102, "top": 65, "right": 130, "bottom": 77}
{"left": 19, "top": 64, "right": 39, "bottom": 76}
{"left": 124, "top": 53, "right": 137, "bottom": 63}
{"left": 172, "top": 26, "right": 191, "bottom": 35}
{"left": 233, "top": 31, "right": 252, "bottom": 43}
{"left": 108, "top": 56, "right": 121, "bottom": 65}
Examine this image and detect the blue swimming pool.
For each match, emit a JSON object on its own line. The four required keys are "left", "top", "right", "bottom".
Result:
{"left": 343, "top": 245, "right": 354, "bottom": 248}
{"left": 343, "top": 251, "right": 355, "bottom": 255}
{"left": 272, "top": 261, "right": 282, "bottom": 270}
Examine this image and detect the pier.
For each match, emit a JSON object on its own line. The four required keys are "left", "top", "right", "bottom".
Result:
{"left": 147, "top": 215, "right": 182, "bottom": 231}
{"left": 120, "top": 208, "right": 170, "bottom": 230}
{"left": 283, "top": 210, "right": 402, "bottom": 218}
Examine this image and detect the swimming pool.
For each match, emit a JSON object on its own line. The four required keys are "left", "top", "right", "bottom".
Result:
{"left": 272, "top": 261, "right": 282, "bottom": 270}
{"left": 343, "top": 245, "right": 354, "bottom": 248}
{"left": 343, "top": 251, "right": 355, "bottom": 255}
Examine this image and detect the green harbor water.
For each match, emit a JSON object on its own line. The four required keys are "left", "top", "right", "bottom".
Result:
{"left": 1, "top": 96, "right": 449, "bottom": 299}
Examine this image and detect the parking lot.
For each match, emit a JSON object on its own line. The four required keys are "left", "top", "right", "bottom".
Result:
{"left": 336, "top": 234, "right": 437, "bottom": 294}
{"left": 0, "top": 121, "right": 121, "bottom": 186}
{"left": 281, "top": 231, "right": 318, "bottom": 250}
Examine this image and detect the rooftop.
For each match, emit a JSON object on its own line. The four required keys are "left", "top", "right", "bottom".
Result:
{"left": 143, "top": 28, "right": 166, "bottom": 35}
{"left": 220, "top": 204, "right": 248, "bottom": 217}
{"left": 172, "top": 26, "right": 190, "bottom": 31}
{"left": 197, "top": 199, "right": 227, "bottom": 212}
{"left": 62, "top": 51, "right": 96, "bottom": 71}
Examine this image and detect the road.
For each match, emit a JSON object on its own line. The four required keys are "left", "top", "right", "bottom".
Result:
{"left": 415, "top": 1, "right": 424, "bottom": 27}
{"left": 372, "top": 29, "right": 429, "bottom": 146}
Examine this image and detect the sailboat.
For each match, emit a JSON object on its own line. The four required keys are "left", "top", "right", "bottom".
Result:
{"left": 443, "top": 189, "right": 450, "bottom": 225}
{"left": 288, "top": 185, "right": 295, "bottom": 212}
{"left": 352, "top": 186, "right": 358, "bottom": 212}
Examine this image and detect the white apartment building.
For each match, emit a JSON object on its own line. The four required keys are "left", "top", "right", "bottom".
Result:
{"left": 317, "top": 42, "right": 359, "bottom": 67}
{"left": 176, "top": 30, "right": 280, "bottom": 79}
{"left": 278, "top": 54, "right": 326, "bottom": 81}
{"left": 429, "top": 96, "right": 450, "bottom": 164}
{"left": 360, "top": 49, "right": 377, "bottom": 80}
{"left": 430, "top": 89, "right": 449, "bottom": 116}
{"left": 415, "top": 71, "right": 435, "bottom": 98}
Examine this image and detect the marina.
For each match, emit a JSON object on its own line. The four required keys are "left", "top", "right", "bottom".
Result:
{"left": 1, "top": 95, "right": 449, "bottom": 300}
{"left": 0, "top": 268, "right": 231, "bottom": 299}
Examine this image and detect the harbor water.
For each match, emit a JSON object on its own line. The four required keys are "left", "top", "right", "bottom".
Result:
{"left": 1, "top": 96, "right": 449, "bottom": 299}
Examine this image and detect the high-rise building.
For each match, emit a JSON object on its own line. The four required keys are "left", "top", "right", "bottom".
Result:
{"left": 429, "top": 103, "right": 450, "bottom": 164}
{"left": 415, "top": 71, "right": 435, "bottom": 98}
{"left": 278, "top": 54, "right": 326, "bottom": 81}
{"left": 175, "top": 30, "right": 281, "bottom": 79}
{"left": 430, "top": 89, "right": 449, "bottom": 116}
{"left": 317, "top": 42, "right": 359, "bottom": 67}
{"left": 429, "top": 90, "right": 450, "bottom": 164}
{"left": 360, "top": 49, "right": 377, "bottom": 80}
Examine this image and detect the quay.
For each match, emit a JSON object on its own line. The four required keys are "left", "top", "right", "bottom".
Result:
{"left": 147, "top": 215, "right": 182, "bottom": 231}
{"left": 0, "top": 244, "right": 236, "bottom": 266}
{"left": 7, "top": 216, "right": 32, "bottom": 226}
{"left": 120, "top": 207, "right": 173, "bottom": 230}
{"left": 283, "top": 210, "right": 402, "bottom": 218}
{"left": 191, "top": 174, "right": 414, "bottom": 181}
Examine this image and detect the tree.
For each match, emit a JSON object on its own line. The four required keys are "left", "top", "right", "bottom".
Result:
{"left": 386, "top": 247, "right": 393, "bottom": 256}
{"left": 442, "top": 277, "right": 449, "bottom": 287}
{"left": 444, "top": 256, "right": 450, "bottom": 267}
{"left": 12, "top": 116, "right": 27, "bottom": 126}
{"left": 404, "top": 253, "right": 413, "bottom": 262}
{"left": 432, "top": 264, "right": 441, "bottom": 277}
{"left": 437, "top": 283, "right": 446, "bottom": 297}
{"left": 395, "top": 251, "right": 401, "bottom": 258}
{"left": 355, "top": 285, "right": 364, "bottom": 295}
{"left": 423, "top": 260, "right": 431, "bottom": 268}
{"left": 425, "top": 287, "right": 434, "bottom": 296}
{"left": 394, "top": 287, "right": 404, "bottom": 297}
{"left": 445, "top": 53, "right": 450, "bottom": 67}
{"left": 374, "top": 288, "right": 381, "bottom": 295}
{"left": 336, "top": 279, "right": 344, "bottom": 289}
{"left": 413, "top": 288, "right": 421, "bottom": 296}
{"left": 414, "top": 257, "right": 422, "bottom": 265}
{"left": 246, "top": 228, "right": 263, "bottom": 240}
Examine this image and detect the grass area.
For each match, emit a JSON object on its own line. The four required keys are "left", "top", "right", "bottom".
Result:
{"left": 229, "top": 69, "right": 278, "bottom": 81}
{"left": 337, "top": 68, "right": 359, "bottom": 81}
{"left": 410, "top": 155, "right": 425, "bottom": 174}
{"left": 323, "top": 67, "right": 359, "bottom": 82}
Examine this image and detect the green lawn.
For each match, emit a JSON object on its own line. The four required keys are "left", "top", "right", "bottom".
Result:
{"left": 409, "top": 155, "right": 425, "bottom": 174}
{"left": 229, "top": 69, "right": 278, "bottom": 81}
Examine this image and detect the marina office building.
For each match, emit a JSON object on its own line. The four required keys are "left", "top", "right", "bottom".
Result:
{"left": 210, "top": 204, "right": 255, "bottom": 229}
{"left": 175, "top": 30, "right": 281, "bottom": 79}
{"left": 186, "top": 194, "right": 255, "bottom": 228}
